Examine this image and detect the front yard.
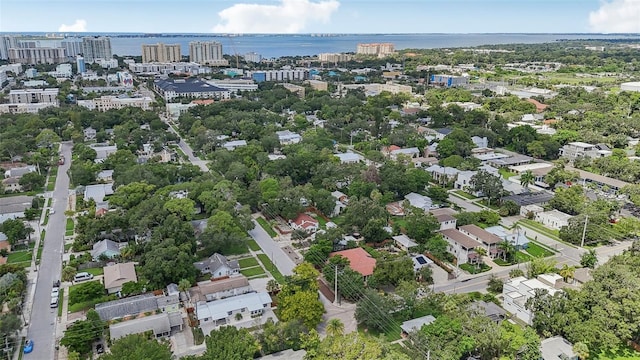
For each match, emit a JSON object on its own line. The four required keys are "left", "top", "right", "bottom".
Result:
{"left": 257, "top": 254, "right": 285, "bottom": 284}
{"left": 65, "top": 218, "right": 74, "bottom": 236}
{"left": 256, "top": 217, "right": 277, "bottom": 237}
{"left": 525, "top": 242, "right": 555, "bottom": 258}
{"left": 460, "top": 263, "right": 492, "bottom": 274}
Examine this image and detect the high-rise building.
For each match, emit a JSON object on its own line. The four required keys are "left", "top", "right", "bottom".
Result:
{"left": 9, "top": 48, "right": 67, "bottom": 64}
{"left": 142, "top": 43, "right": 182, "bottom": 63}
{"left": 0, "top": 35, "right": 18, "bottom": 60}
{"left": 189, "top": 41, "right": 223, "bottom": 64}
{"left": 76, "top": 55, "right": 86, "bottom": 74}
{"left": 244, "top": 52, "right": 262, "bottom": 63}
{"left": 82, "top": 37, "right": 112, "bottom": 63}
{"left": 356, "top": 43, "right": 395, "bottom": 57}
{"left": 318, "top": 53, "right": 353, "bottom": 63}
{"left": 62, "top": 37, "right": 83, "bottom": 58}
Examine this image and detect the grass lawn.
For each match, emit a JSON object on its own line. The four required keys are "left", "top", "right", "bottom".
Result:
{"left": 65, "top": 218, "right": 74, "bottom": 231}
{"left": 256, "top": 217, "right": 277, "bottom": 237}
{"left": 525, "top": 242, "right": 555, "bottom": 258}
{"left": 57, "top": 290, "right": 64, "bottom": 317}
{"left": 499, "top": 168, "right": 516, "bottom": 179}
{"left": 257, "top": 254, "right": 285, "bottom": 284}
{"left": 315, "top": 215, "right": 328, "bottom": 229}
{"left": 391, "top": 217, "right": 409, "bottom": 231}
{"left": 83, "top": 267, "right": 104, "bottom": 276}
{"left": 7, "top": 251, "right": 32, "bottom": 264}
{"left": 37, "top": 244, "right": 43, "bottom": 262}
{"left": 67, "top": 283, "right": 114, "bottom": 313}
{"left": 454, "top": 190, "right": 477, "bottom": 200}
{"left": 477, "top": 199, "right": 500, "bottom": 210}
{"left": 47, "top": 176, "right": 56, "bottom": 191}
{"left": 518, "top": 220, "right": 562, "bottom": 240}
{"left": 247, "top": 239, "right": 261, "bottom": 252}
{"left": 515, "top": 251, "right": 533, "bottom": 263}
{"left": 329, "top": 214, "right": 346, "bottom": 226}
{"left": 240, "top": 266, "right": 266, "bottom": 277}
{"left": 460, "top": 263, "right": 492, "bottom": 274}
{"left": 358, "top": 322, "right": 402, "bottom": 342}
{"left": 47, "top": 198, "right": 52, "bottom": 207}
{"left": 43, "top": 210, "right": 50, "bottom": 225}
{"left": 64, "top": 243, "right": 73, "bottom": 252}
{"left": 238, "top": 257, "right": 260, "bottom": 268}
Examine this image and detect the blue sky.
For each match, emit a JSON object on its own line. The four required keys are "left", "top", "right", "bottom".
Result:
{"left": 1, "top": 0, "right": 639, "bottom": 34}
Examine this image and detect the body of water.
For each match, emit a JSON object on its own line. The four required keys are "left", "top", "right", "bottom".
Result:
{"left": 106, "top": 33, "right": 640, "bottom": 59}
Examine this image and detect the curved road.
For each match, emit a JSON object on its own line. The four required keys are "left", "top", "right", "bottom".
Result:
{"left": 25, "top": 142, "right": 72, "bottom": 359}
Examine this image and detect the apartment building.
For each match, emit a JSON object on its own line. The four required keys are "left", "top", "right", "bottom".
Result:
{"left": 559, "top": 142, "right": 612, "bottom": 160}
{"left": 249, "top": 69, "right": 308, "bottom": 82}
{"left": 318, "top": 53, "right": 353, "bottom": 63}
{"left": 9, "top": 89, "right": 59, "bottom": 104}
{"left": 77, "top": 96, "right": 153, "bottom": 112}
{"left": 9, "top": 47, "right": 67, "bottom": 64}
{"left": 244, "top": 52, "right": 262, "bottom": 63}
{"left": 430, "top": 74, "right": 469, "bottom": 87}
{"left": 82, "top": 37, "right": 112, "bottom": 63}
{"left": 356, "top": 43, "right": 395, "bottom": 57}
{"left": 142, "top": 43, "right": 182, "bottom": 63}
{"left": 154, "top": 78, "right": 231, "bottom": 102}
{"left": 189, "top": 41, "right": 225, "bottom": 65}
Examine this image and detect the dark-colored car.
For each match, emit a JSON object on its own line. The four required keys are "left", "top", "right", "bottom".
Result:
{"left": 96, "top": 344, "right": 104, "bottom": 354}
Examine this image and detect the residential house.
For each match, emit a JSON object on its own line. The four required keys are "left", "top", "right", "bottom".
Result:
{"left": 540, "top": 337, "right": 578, "bottom": 360}
{"left": 520, "top": 204, "right": 544, "bottom": 218}
{"left": 95, "top": 292, "right": 180, "bottom": 321}
{"left": 2, "top": 178, "right": 21, "bottom": 192}
{"left": 425, "top": 165, "right": 459, "bottom": 185}
{"left": 471, "top": 136, "right": 488, "bottom": 149}
{"left": 331, "top": 191, "right": 348, "bottom": 217}
{"left": 559, "top": 142, "right": 612, "bottom": 161}
{"left": 96, "top": 169, "right": 114, "bottom": 182}
{"left": 4, "top": 165, "right": 36, "bottom": 179}
{"left": 535, "top": 210, "right": 573, "bottom": 230}
{"left": 0, "top": 195, "right": 32, "bottom": 224}
{"left": 90, "top": 239, "right": 122, "bottom": 260}
{"left": 484, "top": 226, "right": 529, "bottom": 250}
{"left": 572, "top": 268, "right": 592, "bottom": 286}
{"left": 289, "top": 213, "right": 319, "bottom": 233}
{"left": 334, "top": 152, "right": 365, "bottom": 164}
{"left": 521, "top": 113, "right": 544, "bottom": 122}
{"left": 390, "top": 147, "right": 420, "bottom": 160}
{"left": 275, "top": 130, "right": 302, "bottom": 145}
{"left": 566, "top": 166, "right": 629, "bottom": 192}
{"left": 0, "top": 233, "right": 11, "bottom": 254}
{"left": 109, "top": 312, "right": 183, "bottom": 340}
{"left": 400, "top": 315, "right": 436, "bottom": 337}
{"left": 411, "top": 254, "right": 433, "bottom": 272}
{"left": 329, "top": 248, "right": 376, "bottom": 280}
{"left": 89, "top": 144, "right": 118, "bottom": 163}
{"left": 194, "top": 253, "right": 240, "bottom": 279}
{"left": 502, "top": 191, "right": 554, "bottom": 207}
{"left": 502, "top": 274, "right": 561, "bottom": 325}
{"left": 393, "top": 234, "right": 418, "bottom": 252}
{"left": 258, "top": 349, "right": 307, "bottom": 360}
{"left": 83, "top": 127, "right": 97, "bottom": 141}
{"left": 103, "top": 262, "right": 138, "bottom": 294}
{"left": 189, "top": 276, "right": 252, "bottom": 302}
{"left": 474, "top": 152, "right": 511, "bottom": 164}
{"left": 469, "top": 300, "right": 507, "bottom": 323}
{"left": 487, "top": 154, "right": 533, "bottom": 168}
{"left": 223, "top": 140, "right": 247, "bottom": 151}
{"left": 195, "top": 292, "right": 273, "bottom": 327}
{"left": 509, "top": 163, "right": 554, "bottom": 187}
{"left": 411, "top": 157, "right": 439, "bottom": 168}
{"left": 459, "top": 224, "right": 503, "bottom": 258}
{"left": 423, "top": 128, "right": 452, "bottom": 141}
{"left": 404, "top": 192, "right": 435, "bottom": 211}
{"left": 434, "top": 213, "right": 457, "bottom": 231}
{"left": 440, "top": 229, "right": 482, "bottom": 265}
{"left": 84, "top": 183, "right": 114, "bottom": 203}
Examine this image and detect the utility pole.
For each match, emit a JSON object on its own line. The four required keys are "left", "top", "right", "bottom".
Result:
{"left": 581, "top": 215, "right": 589, "bottom": 248}
{"left": 333, "top": 265, "right": 339, "bottom": 305}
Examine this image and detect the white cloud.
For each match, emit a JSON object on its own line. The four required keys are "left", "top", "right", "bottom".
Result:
{"left": 213, "top": 0, "right": 340, "bottom": 33}
{"left": 589, "top": 0, "right": 640, "bottom": 32}
{"left": 58, "top": 19, "right": 87, "bottom": 32}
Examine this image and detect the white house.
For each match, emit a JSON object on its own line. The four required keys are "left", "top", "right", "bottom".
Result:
{"left": 223, "top": 140, "right": 247, "bottom": 151}
{"left": 520, "top": 204, "right": 544, "bottom": 217}
{"left": 334, "top": 152, "right": 364, "bottom": 164}
{"left": 502, "top": 274, "right": 561, "bottom": 325}
{"left": 559, "top": 142, "right": 612, "bottom": 160}
{"left": 289, "top": 213, "right": 319, "bottom": 233}
{"left": 390, "top": 147, "right": 420, "bottom": 160}
{"left": 194, "top": 253, "right": 240, "bottom": 279}
{"left": 84, "top": 127, "right": 97, "bottom": 141}
{"left": 471, "top": 136, "right": 488, "bottom": 148}
{"left": 392, "top": 234, "right": 418, "bottom": 251}
{"left": 434, "top": 213, "right": 457, "bottom": 231}
{"left": 189, "top": 276, "right": 253, "bottom": 302}
{"left": 404, "top": 192, "right": 435, "bottom": 211}
{"left": 425, "top": 165, "right": 459, "bottom": 184}
{"left": 275, "top": 130, "right": 302, "bottom": 145}
{"left": 411, "top": 254, "right": 433, "bottom": 272}
{"left": 195, "top": 292, "right": 273, "bottom": 327}
{"left": 535, "top": 210, "right": 573, "bottom": 230}
{"left": 440, "top": 229, "right": 482, "bottom": 265}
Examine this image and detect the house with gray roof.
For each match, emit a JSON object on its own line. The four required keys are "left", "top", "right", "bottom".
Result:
{"left": 469, "top": 300, "right": 506, "bottom": 323}
{"left": 540, "top": 336, "right": 577, "bottom": 360}
{"left": 195, "top": 292, "right": 272, "bottom": 325}
{"left": 84, "top": 183, "right": 114, "bottom": 203}
{"left": 95, "top": 292, "right": 179, "bottom": 321}
{"left": 189, "top": 275, "right": 252, "bottom": 302}
{"left": 400, "top": 315, "right": 436, "bottom": 337}
{"left": 109, "top": 312, "right": 183, "bottom": 340}
{"left": 3, "top": 166, "right": 36, "bottom": 179}
{"left": 154, "top": 78, "right": 231, "bottom": 102}
{"left": 90, "top": 239, "right": 122, "bottom": 260}
{"left": 194, "top": 253, "right": 240, "bottom": 279}
{"left": 0, "top": 195, "right": 32, "bottom": 224}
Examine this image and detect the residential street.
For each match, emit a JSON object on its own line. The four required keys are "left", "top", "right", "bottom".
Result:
{"left": 162, "top": 115, "right": 209, "bottom": 172}
{"left": 448, "top": 193, "right": 484, "bottom": 212}
{"left": 25, "top": 142, "right": 72, "bottom": 359}
{"left": 247, "top": 221, "right": 295, "bottom": 276}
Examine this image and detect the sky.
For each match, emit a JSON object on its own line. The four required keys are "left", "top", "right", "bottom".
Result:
{"left": 1, "top": 0, "right": 640, "bottom": 34}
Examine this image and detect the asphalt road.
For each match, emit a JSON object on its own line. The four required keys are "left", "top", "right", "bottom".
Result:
{"left": 448, "top": 193, "right": 484, "bottom": 212}
{"left": 162, "top": 116, "right": 209, "bottom": 172}
{"left": 248, "top": 221, "right": 295, "bottom": 276}
{"left": 26, "top": 142, "right": 72, "bottom": 358}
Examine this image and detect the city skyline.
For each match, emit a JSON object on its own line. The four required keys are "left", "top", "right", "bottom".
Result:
{"left": 1, "top": 0, "right": 640, "bottom": 34}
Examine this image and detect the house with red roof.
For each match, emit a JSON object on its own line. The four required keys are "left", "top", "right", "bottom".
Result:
{"left": 329, "top": 248, "right": 377, "bottom": 280}
{"left": 289, "top": 213, "right": 319, "bottom": 233}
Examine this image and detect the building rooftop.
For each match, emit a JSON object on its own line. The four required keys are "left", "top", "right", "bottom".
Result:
{"left": 392, "top": 235, "right": 418, "bottom": 249}
{"left": 459, "top": 224, "right": 503, "bottom": 245}
{"left": 400, "top": 315, "right": 436, "bottom": 334}
{"left": 329, "top": 248, "right": 376, "bottom": 277}
{"left": 103, "top": 262, "right": 137, "bottom": 291}
{"left": 502, "top": 191, "right": 554, "bottom": 206}
{"left": 155, "top": 78, "right": 228, "bottom": 94}
{"left": 540, "top": 336, "right": 577, "bottom": 360}
{"left": 195, "top": 292, "right": 272, "bottom": 321}
{"left": 440, "top": 229, "right": 482, "bottom": 249}
{"left": 190, "top": 276, "right": 251, "bottom": 302}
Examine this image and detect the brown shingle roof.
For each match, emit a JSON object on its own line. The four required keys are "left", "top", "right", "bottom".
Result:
{"left": 459, "top": 225, "right": 503, "bottom": 245}
{"left": 103, "top": 262, "right": 137, "bottom": 291}
{"left": 435, "top": 214, "right": 456, "bottom": 223}
{"left": 440, "top": 229, "right": 482, "bottom": 249}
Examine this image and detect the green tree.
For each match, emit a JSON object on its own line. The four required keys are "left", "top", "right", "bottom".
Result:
{"left": 526, "top": 257, "right": 557, "bottom": 278}
{"left": 573, "top": 342, "right": 590, "bottom": 360}
{"left": 580, "top": 249, "right": 598, "bottom": 269}
{"left": 355, "top": 288, "right": 395, "bottom": 333}
{"left": 140, "top": 239, "right": 197, "bottom": 289}
{"left": 99, "top": 334, "right": 173, "bottom": 360}
{"left": 60, "top": 309, "right": 105, "bottom": 355}
{"left": 325, "top": 319, "right": 344, "bottom": 338}
{"left": 18, "top": 172, "right": 46, "bottom": 191}
{"left": 519, "top": 170, "right": 535, "bottom": 190}
{"left": 163, "top": 198, "right": 196, "bottom": 220}
{"left": 370, "top": 256, "right": 414, "bottom": 287}
{"left": 62, "top": 266, "right": 77, "bottom": 282}
{"left": 120, "top": 281, "right": 144, "bottom": 297}
{"left": 470, "top": 170, "right": 504, "bottom": 205}
{"left": 487, "top": 274, "right": 504, "bottom": 293}
{"left": 361, "top": 218, "right": 388, "bottom": 244}
{"left": 343, "top": 197, "right": 387, "bottom": 230}
{"left": 35, "top": 129, "right": 61, "bottom": 149}
{"left": 549, "top": 185, "right": 586, "bottom": 215}
{"left": 426, "top": 185, "right": 449, "bottom": 202}
{"left": 278, "top": 289, "right": 325, "bottom": 329}
{"left": 202, "top": 326, "right": 259, "bottom": 360}
{"left": 0, "top": 219, "right": 29, "bottom": 245}
{"left": 109, "top": 182, "right": 156, "bottom": 209}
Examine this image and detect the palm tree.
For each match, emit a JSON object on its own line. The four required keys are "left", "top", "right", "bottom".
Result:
{"left": 178, "top": 278, "right": 192, "bottom": 302}
{"left": 559, "top": 264, "right": 576, "bottom": 283}
{"left": 573, "top": 342, "right": 590, "bottom": 360}
{"left": 266, "top": 279, "right": 280, "bottom": 294}
{"left": 519, "top": 170, "right": 535, "bottom": 191}
{"left": 326, "top": 318, "right": 344, "bottom": 338}
{"left": 498, "top": 241, "right": 515, "bottom": 262}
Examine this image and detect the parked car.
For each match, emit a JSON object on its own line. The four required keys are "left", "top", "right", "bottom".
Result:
{"left": 73, "top": 272, "right": 93, "bottom": 282}
{"left": 96, "top": 343, "right": 104, "bottom": 354}
{"left": 23, "top": 339, "right": 33, "bottom": 354}
{"left": 51, "top": 287, "right": 59, "bottom": 298}
{"left": 53, "top": 280, "right": 60, "bottom": 287}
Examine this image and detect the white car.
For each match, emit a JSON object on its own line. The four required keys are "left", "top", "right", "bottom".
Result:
{"left": 51, "top": 287, "right": 59, "bottom": 298}
{"left": 50, "top": 209, "right": 55, "bottom": 214}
